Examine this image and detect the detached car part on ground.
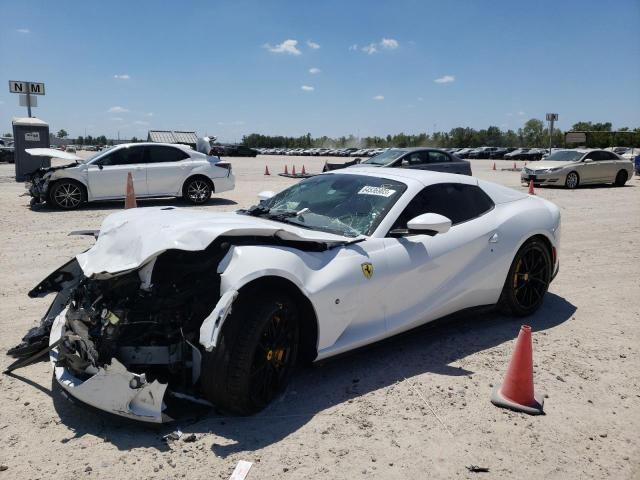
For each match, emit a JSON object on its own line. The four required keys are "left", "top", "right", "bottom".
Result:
{"left": 8, "top": 168, "right": 560, "bottom": 423}
{"left": 521, "top": 149, "right": 634, "bottom": 189}
{"left": 25, "top": 143, "right": 234, "bottom": 210}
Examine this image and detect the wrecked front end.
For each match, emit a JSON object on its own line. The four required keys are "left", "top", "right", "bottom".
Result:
{"left": 9, "top": 242, "right": 232, "bottom": 423}
{"left": 25, "top": 164, "right": 76, "bottom": 206}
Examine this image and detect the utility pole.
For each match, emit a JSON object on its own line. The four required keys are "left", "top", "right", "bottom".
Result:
{"left": 546, "top": 113, "right": 558, "bottom": 152}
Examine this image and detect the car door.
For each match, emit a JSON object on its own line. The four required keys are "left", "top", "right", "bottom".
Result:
{"left": 144, "top": 145, "right": 192, "bottom": 195}
{"left": 427, "top": 150, "right": 469, "bottom": 174}
{"left": 397, "top": 151, "right": 429, "bottom": 169}
{"left": 87, "top": 145, "right": 147, "bottom": 199}
{"left": 600, "top": 151, "right": 623, "bottom": 181}
{"left": 381, "top": 183, "right": 499, "bottom": 335}
{"left": 579, "top": 151, "right": 606, "bottom": 183}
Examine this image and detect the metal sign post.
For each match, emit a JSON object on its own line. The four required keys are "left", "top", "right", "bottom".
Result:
{"left": 8, "top": 80, "right": 46, "bottom": 118}
{"left": 546, "top": 113, "right": 558, "bottom": 151}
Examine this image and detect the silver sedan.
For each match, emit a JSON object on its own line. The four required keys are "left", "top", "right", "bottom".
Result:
{"left": 521, "top": 149, "right": 634, "bottom": 189}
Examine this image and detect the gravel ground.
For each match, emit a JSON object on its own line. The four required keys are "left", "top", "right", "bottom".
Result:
{"left": 0, "top": 154, "right": 638, "bottom": 479}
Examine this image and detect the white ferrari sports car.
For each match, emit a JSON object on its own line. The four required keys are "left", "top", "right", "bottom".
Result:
{"left": 7, "top": 168, "right": 560, "bottom": 422}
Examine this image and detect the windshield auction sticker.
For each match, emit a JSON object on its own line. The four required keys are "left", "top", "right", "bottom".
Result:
{"left": 358, "top": 186, "right": 396, "bottom": 197}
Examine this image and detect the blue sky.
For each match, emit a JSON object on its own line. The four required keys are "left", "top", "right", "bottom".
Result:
{"left": 1, "top": 0, "right": 639, "bottom": 141}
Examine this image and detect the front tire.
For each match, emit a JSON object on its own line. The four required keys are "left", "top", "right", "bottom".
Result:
{"left": 201, "top": 291, "right": 300, "bottom": 414}
{"left": 614, "top": 170, "right": 628, "bottom": 187}
{"left": 498, "top": 238, "right": 552, "bottom": 317}
{"left": 48, "top": 180, "right": 85, "bottom": 210}
{"left": 182, "top": 177, "right": 212, "bottom": 204}
{"left": 565, "top": 171, "right": 579, "bottom": 189}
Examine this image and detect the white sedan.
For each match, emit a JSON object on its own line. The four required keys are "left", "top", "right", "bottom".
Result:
{"left": 8, "top": 168, "right": 560, "bottom": 422}
{"left": 521, "top": 149, "right": 633, "bottom": 189}
{"left": 26, "top": 142, "right": 235, "bottom": 209}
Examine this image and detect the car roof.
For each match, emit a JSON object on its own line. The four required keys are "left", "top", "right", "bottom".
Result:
{"left": 326, "top": 166, "right": 478, "bottom": 187}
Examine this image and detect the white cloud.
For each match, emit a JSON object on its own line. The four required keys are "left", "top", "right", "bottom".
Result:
{"left": 373, "top": 95, "right": 384, "bottom": 101}
{"left": 506, "top": 112, "right": 513, "bottom": 117}
{"left": 307, "top": 40, "right": 320, "bottom": 49}
{"left": 17, "top": 28, "right": 30, "bottom": 34}
{"left": 264, "top": 39, "right": 301, "bottom": 55}
{"left": 348, "top": 44, "right": 359, "bottom": 51}
{"left": 434, "top": 75, "right": 455, "bottom": 84}
{"left": 301, "top": 85, "right": 315, "bottom": 92}
{"left": 134, "top": 120, "right": 149, "bottom": 126}
{"left": 380, "top": 38, "right": 399, "bottom": 50}
{"left": 517, "top": 111, "right": 525, "bottom": 116}
{"left": 358, "top": 38, "right": 400, "bottom": 54}
{"left": 417, "top": 97, "right": 424, "bottom": 102}
{"left": 113, "top": 74, "right": 130, "bottom": 80}
{"left": 110, "top": 117, "right": 124, "bottom": 122}
{"left": 309, "top": 67, "right": 321, "bottom": 74}
{"left": 362, "top": 43, "right": 378, "bottom": 55}
{"left": 145, "top": 112, "right": 153, "bottom": 117}
{"left": 108, "top": 106, "right": 129, "bottom": 113}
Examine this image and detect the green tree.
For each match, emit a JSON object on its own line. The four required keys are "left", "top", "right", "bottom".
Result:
{"left": 57, "top": 129, "right": 68, "bottom": 139}
{"left": 522, "top": 119, "right": 544, "bottom": 147}
{"left": 77, "top": 136, "right": 84, "bottom": 145}
{"left": 131, "top": 136, "right": 139, "bottom": 143}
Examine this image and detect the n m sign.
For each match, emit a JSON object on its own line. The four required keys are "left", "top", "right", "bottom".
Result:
{"left": 9, "top": 81, "right": 45, "bottom": 95}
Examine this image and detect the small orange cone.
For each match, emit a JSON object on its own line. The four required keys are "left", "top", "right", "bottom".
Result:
{"left": 292, "top": 165, "right": 297, "bottom": 175}
{"left": 491, "top": 325, "right": 544, "bottom": 415}
{"left": 264, "top": 165, "right": 270, "bottom": 175}
{"left": 284, "top": 165, "right": 289, "bottom": 175}
{"left": 124, "top": 172, "right": 137, "bottom": 209}
{"left": 302, "top": 165, "right": 306, "bottom": 175}
{"left": 528, "top": 179, "right": 535, "bottom": 195}
{"left": 492, "top": 162, "right": 496, "bottom": 171}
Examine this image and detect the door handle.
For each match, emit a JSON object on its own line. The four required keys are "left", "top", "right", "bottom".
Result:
{"left": 489, "top": 233, "right": 499, "bottom": 243}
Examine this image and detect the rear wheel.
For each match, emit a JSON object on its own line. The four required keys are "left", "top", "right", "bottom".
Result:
{"left": 565, "top": 171, "right": 579, "bottom": 189}
{"left": 614, "top": 170, "right": 628, "bottom": 187}
{"left": 48, "top": 180, "right": 85, "bottom": 210}
{"left": 201, "top": 292, "right": 300, "bottom": 414}
{"left": 498, "top": 238, "right": 552, "bottom": 317}
{"left": 182, "top": 177, "right": 212, "bottom": 204}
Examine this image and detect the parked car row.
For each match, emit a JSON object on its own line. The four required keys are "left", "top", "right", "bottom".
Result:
{"left": 257, "top": 147, "right": 390, "bottom": 157}
{"left": 255, "top": 146, "right": 561, "bottom": 160}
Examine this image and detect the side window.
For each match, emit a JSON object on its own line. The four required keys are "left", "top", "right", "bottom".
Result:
{"left": 388, "top": 183, "right": 494, "bottom": 233}
{"left": 402, "top": 151, "right": 428, "bottom": 166}
{"left": 584, "top": 151, "right": 601, "bottom": 161}
{"left": 603, "top": 151, "right": 618, "bottom": 160}
{"left": 146, "top": 145, "right": 190, "bottom": 163}
{"left": 427, "top": 151, "right": 450, "bottom": 163}
{"left": 99, "top": 146, "right": 145, "bottom": 166}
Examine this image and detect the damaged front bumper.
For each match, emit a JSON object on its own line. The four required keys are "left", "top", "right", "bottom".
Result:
{"left": 49, "top": 309, "right": 169, "bottom": 423}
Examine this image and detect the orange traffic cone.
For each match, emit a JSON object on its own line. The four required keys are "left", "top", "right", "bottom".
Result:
{"left": 292, "top": 165, "right": 297, "bottom": 175}
{"left": 302, "top": 165, "right": 306, "bottom": 175}
{"left": 491, "top": 325, "right": 544, "bottom": 415}
{"left": 264, "top": 165, "right": 270, "bottom": 175}
{"left": 284, "top": 165, "right": 289, "bottom": 175}
{"left": 528, "top": 179, "right": 535, "bottom": 195}
{"left": 492, "top": 162, "right": 496, "bottom": 171}
{"left": 124, "top": 172, "right": 137, "bottom": 209}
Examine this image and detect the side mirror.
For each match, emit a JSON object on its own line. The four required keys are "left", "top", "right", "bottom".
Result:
{"left": 407, "top": 213, "right": 452, "bottom": 235}
{"left": 98, "top": 164, "right": 104, "bottom": 170}
{"left": 583, "top": 158, "right": 593, "bottom": 163}
{"left": 258, "top": 190, "right": 275, "bottom": 201}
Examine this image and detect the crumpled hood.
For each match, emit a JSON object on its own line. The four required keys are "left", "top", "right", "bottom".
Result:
{"left": 526, "top": 160, "right": 575, "bottom": 170}
{"left": 76, "top": 207, "right": 358, "bottom": 277}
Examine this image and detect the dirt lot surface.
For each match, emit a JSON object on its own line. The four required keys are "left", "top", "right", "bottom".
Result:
{"left": 0, "top": 154, "right": 638, "bottom": 479}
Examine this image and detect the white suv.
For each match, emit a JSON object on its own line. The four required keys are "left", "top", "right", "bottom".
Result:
{"left": 27, "top": 143, "right": 235, "bottom": 209}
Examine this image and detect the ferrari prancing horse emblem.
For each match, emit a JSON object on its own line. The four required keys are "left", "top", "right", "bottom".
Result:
{"left": 361, "top": 262, "right": 374, "bottom": 279}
